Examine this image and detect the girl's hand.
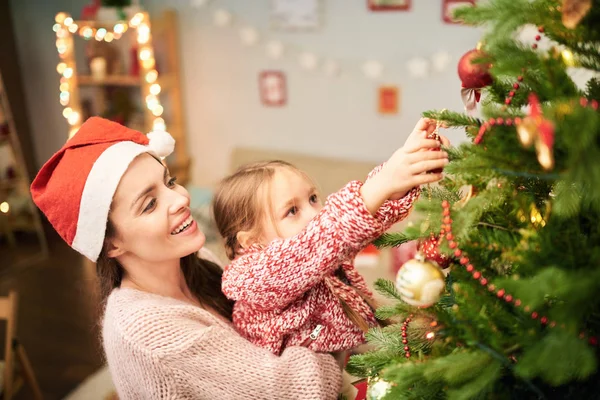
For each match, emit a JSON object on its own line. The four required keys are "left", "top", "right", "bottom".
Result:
{"left": 360, "top": 119, "right": 450, "bottom": 213}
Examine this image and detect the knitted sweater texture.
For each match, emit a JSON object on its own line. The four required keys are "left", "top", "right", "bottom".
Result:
{"left": 222, "top": 174, "right": 419, "bottom": 355}
{"left": 102, "top": 286, "right": 342, "bottom": 399}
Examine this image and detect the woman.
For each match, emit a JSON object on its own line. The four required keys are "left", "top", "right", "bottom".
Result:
{"left": 30, "top": 117, "right": 343, "bottom": 399}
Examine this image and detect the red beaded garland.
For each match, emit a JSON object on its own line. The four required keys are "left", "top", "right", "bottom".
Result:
{"left": 437, "top": 199, "right": 598, "bottom": 347}
{"left": 402, "top": 314, "right": 414, "bottom": 358}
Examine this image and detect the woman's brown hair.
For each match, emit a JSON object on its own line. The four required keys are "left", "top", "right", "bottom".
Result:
{"left": 96, "top": 219, "right": 234, "bottom": 321}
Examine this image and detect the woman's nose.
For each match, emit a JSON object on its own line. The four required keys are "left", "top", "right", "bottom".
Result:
{"left": 168, "top": 189, "right": 190, "bottom": 214}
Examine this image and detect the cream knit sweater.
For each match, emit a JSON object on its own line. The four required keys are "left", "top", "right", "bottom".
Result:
{"left": 102, "top": 287, "right": 343, "bottom": 399}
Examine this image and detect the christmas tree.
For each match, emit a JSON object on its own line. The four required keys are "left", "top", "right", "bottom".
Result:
{"left": 348, "top": 0, "right": 600, "bottom": 399}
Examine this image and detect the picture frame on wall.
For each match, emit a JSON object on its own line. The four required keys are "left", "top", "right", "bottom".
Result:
{"left": 259, "top": 71, "right": 287, "bottom": 107}
{"left": 270, "top": 0, "right": 322, "bottom": 31}
{"left": 378, "top": 86, "right": 400, "bottom": 115}
{"left": 368, "top": 0, "right": 411, "bottom": 11}
{"left": 442, "top": 0, "right": 476, "bottom": 24}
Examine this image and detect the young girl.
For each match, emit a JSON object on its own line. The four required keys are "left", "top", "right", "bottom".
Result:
{"left": 214, "top": 118, "right": 449, "bottom": 357}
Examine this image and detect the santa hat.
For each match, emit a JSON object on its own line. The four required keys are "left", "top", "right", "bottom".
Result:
{"left": 31, "top": 117, "right": 175, "bottom": 262}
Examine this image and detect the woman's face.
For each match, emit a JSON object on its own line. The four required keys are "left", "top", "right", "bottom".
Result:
{"left": 108, "top": 154, "right": 204, "bottom": 264}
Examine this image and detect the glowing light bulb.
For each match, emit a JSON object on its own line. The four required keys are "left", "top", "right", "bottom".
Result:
{"left": 151, "top": 105, "right": 164, "bottom": 116}
{"left": 139, "top": 48, "right": 152, "bottom": 61}
{"left": 57, "top": 62, "right": 67, "bottom": 74}
{"left": 64, "top": 17, "right": 73, "bottom": 26}
{"left": 82, "top": 27, "right": 93, "bottom": 39}
{"left": 62, "top": 107, "right": 73, "bottom": 118}
{"left": 67, "top": 111, "right": 80, "bottom": 125}
{"left": 60, "top": 92, "right": 70, "bottom": 106}
{"left": 153, "top": 117, "right": 166, "bottom": 131}
{"left": 145, "top": 94, "right": 159, "bottom": 109}
{"left": 130, "top": 13, "right": 144, "bottom": 27}
{"left": 426, "top": 332, "right": 435, "bottom": 340}
{"left": 68, "top": 23, "right": 78, "bottom": 33}
{"left": 55, "top": 12, "right": 67, "bottom": 24}
{"left": 63, "top": 67, "right": 73, "bottom": 79}
{"left": 145, "top": 70, "right": 158, "bottom": 83}
{"left": 104, "top": 32, "right": 114, "bottom": 42}
{"left": 150, "top": 83, "right": 161, "bottom": 95}
{"left": 141, "top": 58, "right": 155, "bottom": 69}
{"left": 0, "top": 202, "right": 9, "bottom": 214}
{"left": 60, "top": 83, "right": 69, "bottom": 92}
{"left": 53, "top": 24, "right": 61, "bottom": 33}
{"left": 114, "top": 23, "right": 127, "bottom": 34}
{"left": 95, "top": 28, "right": 107, "bottom": 41}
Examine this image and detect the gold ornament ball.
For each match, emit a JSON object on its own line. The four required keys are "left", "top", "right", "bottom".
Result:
{"left": 396, "top": 253, "right": 446, "bottom": 307}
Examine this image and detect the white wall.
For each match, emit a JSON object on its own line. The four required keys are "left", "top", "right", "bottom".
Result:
{"left": 11, "top": 0, "right": 480, "bottom": 186}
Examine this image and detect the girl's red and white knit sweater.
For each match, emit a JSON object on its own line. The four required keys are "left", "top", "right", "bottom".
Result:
{"left": 222, "top": 169, "right": 419, "bottom": 355}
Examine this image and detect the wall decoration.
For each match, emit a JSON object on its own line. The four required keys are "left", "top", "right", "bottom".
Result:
{"left": 363, "top": 60, "right": 384, "bottom": 79}
{"left": 192, "top": 4, "right": 454, "bottom": 81}
{"left": 378, "top": 85, "right": 399, "bottom": 115}
{"left": 442, "top": 0, "right": 476, "bottom": 24}
{"left": 271, "top": 0, "right": 321, "bottom": 30}
{"left": 406, "top": 57, "right": 430, "bottom": 78}
{"left": 431, "top": 51, "right": 451, "bottom": 72}
{"left": 239, "top": 27, "right": 259, "bottom": 45}
{"left": 299, "top": 52, "right": 318, "bottom": 70}
{"left": 368, "top": 0, "right": 411, "bottom": 11}
{"left": 323, "top": 60, "right": 340, "bottom": 77}
{"left": 266, "top": 40, "right": 285, "bottom": 59}
{"left": 259, "top": 71, "right": 287, "bottom": 106}
{"left": 213, "top": 9, "right": 233, "bottom": 26}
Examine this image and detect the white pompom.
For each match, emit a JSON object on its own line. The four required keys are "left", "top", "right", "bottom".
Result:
{"left": 147, "top": 130, "right": 175, "bottom": 158}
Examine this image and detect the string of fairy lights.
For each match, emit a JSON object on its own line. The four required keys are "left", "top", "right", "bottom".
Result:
{"left": 53, "top": 11, "right": 166, "bottom": 138}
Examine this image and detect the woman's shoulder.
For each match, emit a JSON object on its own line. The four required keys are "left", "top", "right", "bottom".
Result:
{"left": 102, "top": 288, "right": 230, "bottom": 355}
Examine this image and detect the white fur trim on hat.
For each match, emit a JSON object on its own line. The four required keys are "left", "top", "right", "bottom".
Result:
{"left": 147, "top": 130, "right": 175, "bottom": 158}
{"left": 71, "top": 141, "right": 153, "bottom": 262}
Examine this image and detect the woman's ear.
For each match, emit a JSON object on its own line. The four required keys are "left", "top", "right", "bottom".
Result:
{"left": 236, "top": 230, "right": 257, "bottom": 250}
{"left": 106, "top": 237, "right": 126, "bottom": 259}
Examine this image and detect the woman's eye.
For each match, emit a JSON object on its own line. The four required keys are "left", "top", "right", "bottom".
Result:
{"left": 286, "top": 206, "right": 298, "bottom": 217}
{"left": 309, "top": 194, "right": 318, "bottom": 204}
{"left": 143, "top": 198, "right": 156, "bottom": 213}
{"left": 167, "top": 176, "right": 177, "bottom": 187}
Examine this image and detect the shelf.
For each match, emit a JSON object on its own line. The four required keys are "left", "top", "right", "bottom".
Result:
{"left": 78, "top": 75, "right": 141, "bottom": 87}
{"left": 74, "top": 20, "right": 129, "bottom": 29}
{"left": 77, "top": 74, "right": 174, "bottom": 89}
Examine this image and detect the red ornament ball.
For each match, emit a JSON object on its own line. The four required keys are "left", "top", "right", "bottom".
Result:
{"left": 418, "top": 236, "right": 451, "bottom": 270}
{"left": 458, "top": 49, "right": 493, "bottom": 89}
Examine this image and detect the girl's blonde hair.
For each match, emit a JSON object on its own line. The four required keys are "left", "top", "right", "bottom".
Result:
{"left": 212, "top": 160, "right": 310, "bottom": 260}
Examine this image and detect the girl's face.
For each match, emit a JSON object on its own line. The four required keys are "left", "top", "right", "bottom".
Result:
{"left": 108, "top": 154, "right": 205, "bottom": 264}
{"left": 258, "top": 168, "right": 323, "bottom": 244}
